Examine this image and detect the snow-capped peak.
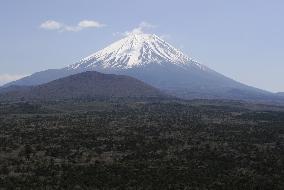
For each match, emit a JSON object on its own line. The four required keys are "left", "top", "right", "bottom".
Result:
{"left": 68, "top": 32, "right": 203, "bottom": 70}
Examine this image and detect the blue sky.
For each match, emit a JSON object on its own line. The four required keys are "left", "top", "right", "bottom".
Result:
{"left": 0, "top": 0, "right": 283, "bottom": 92}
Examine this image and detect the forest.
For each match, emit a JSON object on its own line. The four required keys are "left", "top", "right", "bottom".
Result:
{"left": 0, "top": 99, "right": 284, "bottom": 189}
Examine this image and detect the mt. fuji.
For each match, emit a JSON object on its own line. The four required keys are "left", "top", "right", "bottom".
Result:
{"left": 68, "top": 33, "right": 203, "bottom": 70}
{"left": 3, "top": 32, "right": 280, "bottom": 102}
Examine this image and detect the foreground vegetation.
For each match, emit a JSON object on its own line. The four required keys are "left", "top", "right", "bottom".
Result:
{"left": 0, "top": 99, "right": 284, "bottom": 189}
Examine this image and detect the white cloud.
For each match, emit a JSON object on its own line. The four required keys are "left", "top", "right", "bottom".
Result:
{"left": 124, "top": 21, "right": 156, "bottom": 36}
{"left": 112, "top": 32, "right": 120, "bottom": 37}
{"left": 40, "top": 19, "right": 105, "bottom": 32}
{"left": 0, "top": 74, "right": 28, "bottom": 85}
{"left": 78, "top": 20, "right": 105, "bottom": 28}
{"left": 40, "top": 20, "right": 62, "bottom": 30}
{"left": 139, "top": 21, "right": 156, "bottom": 29}
{"left": 160, "top": 34, "right": 171, "bottom": 40}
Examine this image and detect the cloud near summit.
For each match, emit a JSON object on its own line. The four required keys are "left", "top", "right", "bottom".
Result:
{"left": 124, "top": 22, "right": 156, "bottom": 36}
{"left": 40, "top": 20, "right": 105, "bottom": 32}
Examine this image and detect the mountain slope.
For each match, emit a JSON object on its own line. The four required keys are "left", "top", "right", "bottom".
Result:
{"left": 65, "top": 32, "right": 275, "bottom": 101}
{"left": 0, "top": 71, "right": 165, "bottom": 101}
{"left": 277, "top": 92, "right": 284, "bottom": 97}
{"left": 3, "top": 32, "right": 282, "bottom": 102}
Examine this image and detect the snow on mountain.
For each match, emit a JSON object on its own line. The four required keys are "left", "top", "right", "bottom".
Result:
{"left": 68, "top": 32, "right": 206, "bottom": 70}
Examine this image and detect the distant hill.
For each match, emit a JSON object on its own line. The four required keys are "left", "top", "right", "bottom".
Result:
{"left": 277, "top": 92, "right": 284, "bottom": 96}
{"left": 0, "top": 71, "right": 165, "bottom": 101}
{"left": 0, "top": 85, "right": 30, "bottom": 94}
